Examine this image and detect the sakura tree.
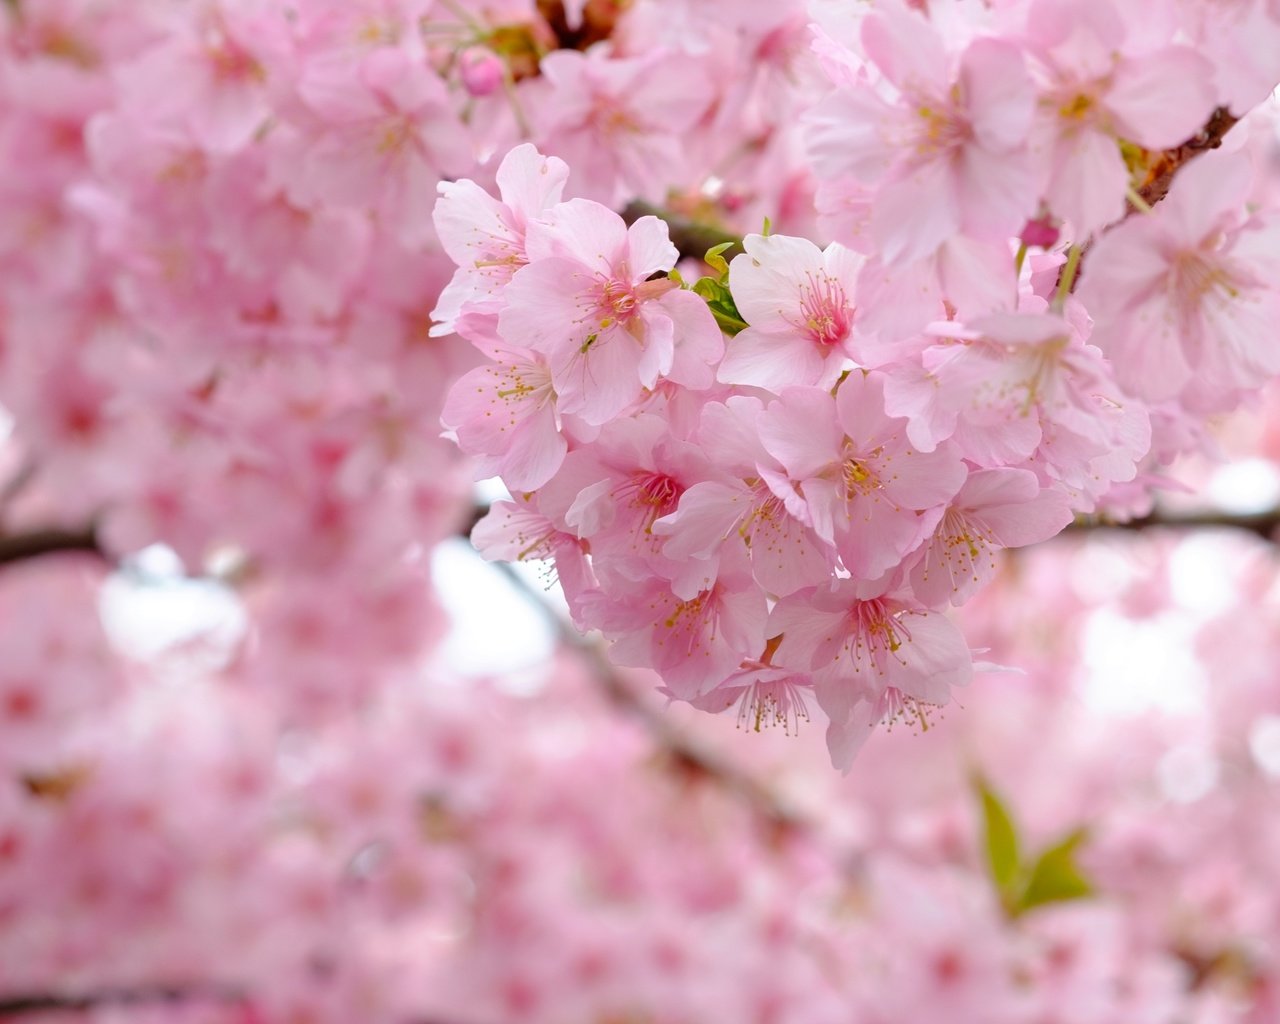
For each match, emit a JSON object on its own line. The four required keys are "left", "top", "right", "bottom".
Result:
{"left": 3, "top": 0, "right": 1280, "bottom": 1021}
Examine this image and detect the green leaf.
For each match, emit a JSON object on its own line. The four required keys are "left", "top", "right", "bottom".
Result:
{"left": 692, "top": 276, "right": 748, "bottom": 336}
{"left": 703, "top": 242, "right": 736, "bottom": 279}
{"left": 708, "top": 306, "right": 750, "bottom": 335}
{"left": 1017, "top": 828, "right": 1094, "bottom": 915}
{"left": 976, "top": 776, "right": 1021, "bottom": 897}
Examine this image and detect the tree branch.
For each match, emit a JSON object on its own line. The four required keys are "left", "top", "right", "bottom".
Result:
{"left": 1068, "top": 507, "right": 1280, "bottom": 542}
{"left": 1134, "top": 106, "right": 1240, "bottom": 208}
{"left": 0, "top": 988, "right": 498, "bottom": 1024}
{"left": 485, "top": 556, "right": 806, "bottom": 837}
{"left": 621, "top": 200, "right": 744, "bottom": 265}
{"left": 0, "top": 985, "right": 241, "bottom": 1019}
{"left": 0, "top": 525, "right": 105, "bottom": 569}
{"left": 1063, "top": 105, "right": 1240, "bottom": 294}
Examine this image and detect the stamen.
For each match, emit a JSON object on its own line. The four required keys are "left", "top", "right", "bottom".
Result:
{"left": 735, "top": 676, "right": 812, "bottom": 736}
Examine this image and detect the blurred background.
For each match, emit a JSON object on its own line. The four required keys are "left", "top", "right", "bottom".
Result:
{"left": 5, "top": 398, "right": 1280, "bottom": 1023}
{"left": 3, "top": 0, "right": 1280, "bottom": 1022}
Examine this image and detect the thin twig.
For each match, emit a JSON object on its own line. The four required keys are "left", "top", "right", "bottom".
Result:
{"left": 0, "top": 985, "right": 242, "bottom": 1019}
{"left": 0, "top": 525, "right": 105, "bottom": 568}
{"left": 0, "top": 459, "right": 35, "bottom": 513}
{"left": 1067, "top": 507, "right": 1280, "bottom": 542}
{"left": 485, "top": 556, "right": 806, "bottom": 835}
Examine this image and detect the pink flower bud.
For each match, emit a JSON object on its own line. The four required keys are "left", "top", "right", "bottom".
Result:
{"left": 459, "top": 47, "right": 504, "bottom": 97}
{"left": 1019, "top": 215, "right": 1060, "bottom": 250}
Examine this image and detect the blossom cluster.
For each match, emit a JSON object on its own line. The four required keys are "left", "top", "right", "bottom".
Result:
{"left": 444, "top": 0, "right": 1280, "bottom": 765}
{"left": 0, "top": 0, "right": 820, "bottom": 727}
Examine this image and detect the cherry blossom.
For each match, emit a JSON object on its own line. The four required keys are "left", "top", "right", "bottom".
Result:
{"left": 1078, "top": 151, "right": 1280, "bottom": 407}
{"left": 719, "top": 233, "right": 864, "bottom": 389}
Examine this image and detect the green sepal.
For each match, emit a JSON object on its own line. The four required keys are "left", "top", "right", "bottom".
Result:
{"left": 703, "top": 241, "right": 735, "bottom": 278}
{"left": 972, "top": 775, "right": 1096, "bottom": 918}
{"left": 976, "top": 775, "right": 1021, "bottom": 900}
{"left": 692, "top": 276, "right": 748, "bottom": 336}
{"left": 1017, "top": 828, "right": 1094, "bottom": 914}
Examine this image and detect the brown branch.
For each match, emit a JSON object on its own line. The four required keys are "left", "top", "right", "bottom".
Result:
{"left": 621, "top": 200, "right": 744, "bottom": 265}
{"left": 1068, "top": 507, "right": 1280, "bottom": 542}
{"left": 0, "top": 525, "right": 105, "bottom": 568}
{"left": 0, "top": 459, "right": 36, "bottom": 510}
{"left": 0, "top": 986, "right": 241, "bottom": 1019}
{"left": 485, "top": 556, "right": 806, "bottom": 837}
{"left": 1061, "top": 105, "right": 1240, "bottom": 295}
{"left": 1135, "top": 106, "right": 1241, "bottom": 208}
{"left": 0, "top": 988, "right": 495, "bottom": 1024}
{"left": 536, "top": 0, "right": 624, "bottom": 51}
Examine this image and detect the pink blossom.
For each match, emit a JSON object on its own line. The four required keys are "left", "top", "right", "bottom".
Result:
{"left": 115, "top": 5, "right": 288, "bottom": 153}
{"left": 1025, "top": 0, "right": 1216, "bottom": 237}
{"left": 531, "top": 49, "right": 714, "bottom": 206}
{"left": 441, "top": 344, "right": 566, "bottom": 491}
{"left": 906, "top": 467, "right": 1074, "bottom": 607}
{"left": 756, "top": 373, "right": 967, "bottom": 580}
{"left": 770, "top": 580, "right": 973, "bottom": 769}
{"left": 431, "top": 144, "right": 570, "bottom": 337}
{"left": 1078, "top": 151, "right": 1280, "bottom": 406}
{"left": 498, "top": 200, "right": 722, "bottom": 425}
{"left": 719, "top": 233, "right": 863, "bottom": 389}
{"left": 587, "top": 548, "right": 769, "bottom": 700}
{"left": 292, "top": 47, "right": 470, "bottom": 245}
{"left": 1175, "top": 0, "right": 1280, "bottom": 112}
{"left": 652, "top": 396, "right": 834, "bottom": 597}
{"left": 684, "top": 664, "right": 814, "bottom": 736}
{"left": 880, "top": 312, "right": 1150, "bottom": 495}
{"left": 470, "top": 497, "right": 597, "bottom": 622}
{"left": 807, "top": 3, "right": 1038, "bottom": 263}
{"left": 852, "top": 236, "right": 1017, "bottom": 353}
{"left": 535, "top": 415, "right": 714, "bottom": 597}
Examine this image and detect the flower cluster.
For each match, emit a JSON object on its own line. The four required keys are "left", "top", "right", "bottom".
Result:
{"left": 442, "top": 0, "right": 1280, "bottom": 769}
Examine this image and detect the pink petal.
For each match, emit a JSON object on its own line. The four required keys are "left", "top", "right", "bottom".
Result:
{"left": 1105, "top": 47, "right": 1216, "bottom": 151}
{"left": 757, "top": 388, "right": 842, "bottom": 481}
{"left": 525, "top": 198, "right": 629, "bottom": 272}
{"left": 962, "top": 38, "right": 1035, "bottom": 152}
{"left": 860, "top": 2, "right": 949, "bottom": 96}
{"left": 717, "top": 328, "right": 825, "bottom": 389}
{"left": 494, "top": 143, "right": 571, "bottom": 226}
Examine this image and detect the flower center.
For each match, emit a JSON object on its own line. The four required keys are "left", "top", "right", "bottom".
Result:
{"left": 797, "top": 272, "right": 852, "bottom": 347}
{"left": 839, "top": 444, "right": 886, "bottom": 501}
{"left": 376, "top": 116, "right": 414, "bottom": 155}
{"left": 736, "top": 676, "right": 811, "bottom": 736}
{"left": 872, "top": 686, "right": 940, "bottom": 734}
{"left": 616, "top": 471, "right": 683, "bottom": 536}
{"left": 911, "top": 95, "right": 971, "bottom": 158}
{"left": 1169, "top": 248, "right": 1240, "bottom": 322}
{"left": 842, "top": 598, "right": 914, "bottom": 677}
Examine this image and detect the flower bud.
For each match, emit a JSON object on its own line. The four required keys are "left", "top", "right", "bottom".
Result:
{"left": 458, "top": 46, "right": 504, "bottom": 97}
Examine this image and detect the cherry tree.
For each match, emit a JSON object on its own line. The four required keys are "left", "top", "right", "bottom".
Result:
{"left": 3, "top": 0, "right": 1280, "bottom": 1021}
